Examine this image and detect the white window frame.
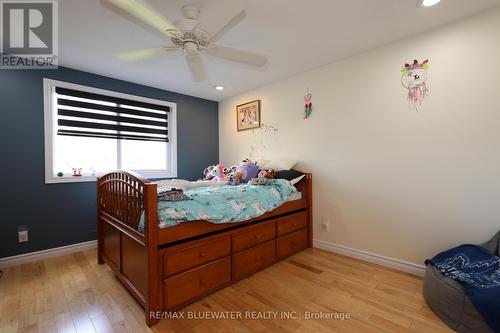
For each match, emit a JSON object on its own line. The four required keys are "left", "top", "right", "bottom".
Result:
{"left": 43, "top": 78, "right": 177, "bottom": 184}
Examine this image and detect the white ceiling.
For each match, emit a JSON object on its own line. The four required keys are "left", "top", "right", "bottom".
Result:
{"left": 59, "top": 0, "right": 500, "bottom": 101}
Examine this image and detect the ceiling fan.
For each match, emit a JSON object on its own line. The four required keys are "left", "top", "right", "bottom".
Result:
{"left": 107, "top": 0, "right": 268, "bottom": 82}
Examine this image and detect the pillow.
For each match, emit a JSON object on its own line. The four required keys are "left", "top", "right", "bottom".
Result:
{"left": 275, "top": 169, "right": 304, "bottom": 181}
{"left": 255, "top": 159, "right": 269, "bottom": 168}
{"left": 290, "top": 174, "right": 305, "bottom": 186}
{"left": 261, "top": 159, "right": 297, "bottom": 171}
{"left": 156, "top": 179, "right": 192, "bottom": 192}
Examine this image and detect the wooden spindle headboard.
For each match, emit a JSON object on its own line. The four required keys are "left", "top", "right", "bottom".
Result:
{"left": 97, "top": 171, "right": 151, "bottom": 233}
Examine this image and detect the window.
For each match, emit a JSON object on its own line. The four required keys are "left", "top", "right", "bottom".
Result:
{"left": 43, "top": 79, "right": 177, "bottom": 184}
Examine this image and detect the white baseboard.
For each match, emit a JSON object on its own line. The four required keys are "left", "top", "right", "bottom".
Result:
{"left": 1, "top": 239, "right": 425, "bottom": 276}
{"left": 0, "top": 240, "right": 97, "bottom": 269}
{"left": 313, "top": 239, "right": 426, "bottom": 277}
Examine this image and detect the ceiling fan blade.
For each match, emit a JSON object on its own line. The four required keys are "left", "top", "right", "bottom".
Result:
{"left": 185, "top": 55, "right": 205, "bottom": 82}
{"left": 107, "top": 0, "right": 182, "bottom": 38}
{"left": 117, "top": 47, "right": 178, "bottom": 61}
{"left": 205, "top": 45, "right": 267, "bottom": 66}
{"left": 209, "top": 10, "right": 246, "bottom": 43}
{"left": 198, "top": 0, "right": 247, "bottom": 41}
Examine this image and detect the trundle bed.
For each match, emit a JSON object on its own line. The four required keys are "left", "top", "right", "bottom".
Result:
{"left": 96, "top": 171, "right": 313, "bottom": 326}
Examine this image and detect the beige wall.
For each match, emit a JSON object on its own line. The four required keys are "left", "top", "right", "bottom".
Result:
{"left": 219, "top": 8, "right": 500, "bottom": 265}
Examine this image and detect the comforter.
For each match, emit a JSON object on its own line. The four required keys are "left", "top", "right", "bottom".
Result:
{"left": 141, "top": 179, "right": 298, "bottom": 229}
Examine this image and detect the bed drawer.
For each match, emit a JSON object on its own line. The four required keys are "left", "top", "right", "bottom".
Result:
{"left": 277, "top": 228, "right": 308, "bottom": 260}
{"left": 276, "top": 211, "right": 308, "bottom": 236}
{"left": 232, "top": 221, "right": 276, "bottom": 253}
{"left": 232, "top": 240, "right": 276, "bottom": 280}
{"left": 164, "top": 257, "right": 231, "bottom": 310}
{"left": 164, "top": 237, "right": 230, "bottom": 277}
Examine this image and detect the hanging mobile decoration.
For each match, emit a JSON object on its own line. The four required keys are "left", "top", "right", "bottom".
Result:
{"left": 401, "top": 59, "right": 429, "bottom": 111}
{"left": 304, "top": 89, "right": 313, "bottom": 119}
{"left": 249, "top": 123, "right": 279, "bottom": 160}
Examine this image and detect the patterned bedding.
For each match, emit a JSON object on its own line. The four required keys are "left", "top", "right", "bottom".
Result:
{"left": 140, "top": 179, "right": 299, "bottom": 229}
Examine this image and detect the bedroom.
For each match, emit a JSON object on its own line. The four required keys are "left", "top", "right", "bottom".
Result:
{"left": 0, "top": 0, "right": 499, "bottom": 332}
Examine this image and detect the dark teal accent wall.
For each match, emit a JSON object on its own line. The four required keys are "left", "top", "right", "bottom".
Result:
{"left": 0, "top": 67, "right": 219, "bottom": 258}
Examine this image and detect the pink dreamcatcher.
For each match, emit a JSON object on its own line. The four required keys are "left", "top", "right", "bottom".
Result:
{"left": 304, "top": 89, "right": 313, "bottom": 119}
{"left": 401, "top": 59, "right": 429, "bottom": 111}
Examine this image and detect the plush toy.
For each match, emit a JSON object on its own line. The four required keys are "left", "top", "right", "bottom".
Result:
{"left": 258, "top": 169, "right": 275, "bottom": 179}
{"left": 210, "top": 164, "right": 228, "bottom": 182}
{"left": 228, "top": 161, "right": 259, "bottom": 185}
{"left": 224, "top": 165, "right": 237, "bottom": 178}
{"left": 228, "top": 173, "right": 240, "bottom": 186}
{"left": 203, "top": 165, "right": 215, "bottom": 180}
{"left": 240, "top": 162, "right": 259, "bottom": 182}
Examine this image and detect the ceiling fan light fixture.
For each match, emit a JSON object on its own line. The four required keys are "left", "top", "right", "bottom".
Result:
{"left": 183, "top": 41, "right": 199, "bottom": 57}
{"left": 215, "top": 86, "right": 224, "bottom": 91}
{"left": 417, "top": 0, "right": 441, "bottom": 7}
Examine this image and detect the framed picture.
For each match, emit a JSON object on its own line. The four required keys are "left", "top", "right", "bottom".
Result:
{"left": 236, "top": 100, "right": 261, "bottom": 131}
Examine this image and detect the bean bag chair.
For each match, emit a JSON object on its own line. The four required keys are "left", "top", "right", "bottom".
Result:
{"left": 423, "top": 231, "right": 499, "bottom": 333}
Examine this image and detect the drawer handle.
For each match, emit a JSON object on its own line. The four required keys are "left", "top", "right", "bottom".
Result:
{"left": 199, "top": 279, "right": 206, "bottom": 285}
{"left": 292, "top": 223, "right": 298, "bottom": 227}
{"left": 255, "top": 256, "right": 261, "bottom": 262}
{"left": 199, "top": 252, "right": 207, "bottom": 258}
{"left": 254, "top": 235, "right": 262, "bottom": 240}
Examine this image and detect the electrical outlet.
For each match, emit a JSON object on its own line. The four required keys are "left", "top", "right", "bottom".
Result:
{"left": 18, "top": 226, "right": 28, "bottom": 243}
{"left": 320, "top": 217, "right": 330, "bottom": 232}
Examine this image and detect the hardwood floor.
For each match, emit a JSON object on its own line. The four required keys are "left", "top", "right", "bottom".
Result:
{"left": 0, "top": 248, "right": 453, "bottom": 333}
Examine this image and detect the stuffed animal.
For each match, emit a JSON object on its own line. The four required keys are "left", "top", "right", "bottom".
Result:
{"left": 224, "top": 165, "right": 238, "bottom": 178}
{"left": 240, "top": 162, "right": 259, "bottom": 182}
{"left": 228, "top": 161, "right": 259, "bottom": 185}
{"left": 210, "top": 164, "right": 228, "bottom": 182}
{"left": 228, "top": 171, "right": 242, "bottom": 186}
{"left": 203, "top": 165, "right": 215, "bottom": 180}
{"left": 236, "top": 162, "right": 259, "bottom": 183}
{"left": 258, "top": 169, "right": 275, "bottom": 179}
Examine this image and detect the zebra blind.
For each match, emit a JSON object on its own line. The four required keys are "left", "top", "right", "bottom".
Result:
{"left": 55, "top": 87, "right": 169, "bottom": 142}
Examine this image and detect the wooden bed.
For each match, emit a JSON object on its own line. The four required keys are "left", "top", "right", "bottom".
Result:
{"left": 96, "top": 171, "right": 313, "bottom": 326}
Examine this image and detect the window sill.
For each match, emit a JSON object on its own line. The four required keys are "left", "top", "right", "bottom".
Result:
{"left": 45, "top": 175, "right": 97, "bottom": 184}
{"left": 45, "top": 171, "right": 177, "bottom": 184}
